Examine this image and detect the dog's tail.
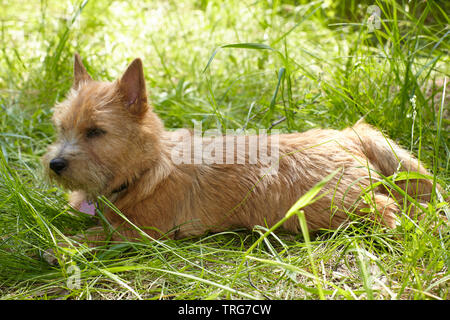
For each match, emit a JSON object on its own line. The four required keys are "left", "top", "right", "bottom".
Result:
{"left": 350, "top": 120, "right": 436, "bottom": 203}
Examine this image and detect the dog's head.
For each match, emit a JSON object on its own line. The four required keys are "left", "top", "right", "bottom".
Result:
{"left": 42, "top": 54, "right": 164, "bottom": 198}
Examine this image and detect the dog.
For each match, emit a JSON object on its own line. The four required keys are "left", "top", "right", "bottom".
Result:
{"left": 42, "top": 54, "right": 436, "bottom": 245}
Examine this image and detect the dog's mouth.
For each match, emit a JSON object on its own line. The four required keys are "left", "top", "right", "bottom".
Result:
{"left": 43, "top": 147, "right": 116, "bottom": 197}
{"left": 52, "top": 174, "right": 102, "bottom": 197}
{"left": 45, "top": 162, "right": 110, "bottom": 199}
{"left": 43, "top": 146, "right": 137, "bottom": 201}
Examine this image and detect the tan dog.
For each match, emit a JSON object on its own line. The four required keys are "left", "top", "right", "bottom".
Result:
{"left": 42, "top": 54, "right": 435, "bottom": 244}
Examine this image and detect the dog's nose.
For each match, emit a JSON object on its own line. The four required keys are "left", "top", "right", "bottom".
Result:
{"left": 49, "top": 158, "right": 68, "bottom": 174}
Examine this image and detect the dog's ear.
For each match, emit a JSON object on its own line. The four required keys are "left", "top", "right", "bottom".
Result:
{"left": 119, "top": 58, "right": 148, "bottom": 116}
{"left": 73, "top": 53, "right": 92, "bottom": 89}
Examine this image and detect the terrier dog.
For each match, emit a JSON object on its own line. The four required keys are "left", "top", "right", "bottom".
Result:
{"left": 42, "top": 54, "right": 436, "bottom": 244}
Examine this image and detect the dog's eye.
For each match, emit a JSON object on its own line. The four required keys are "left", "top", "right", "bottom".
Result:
{"left": 86, "top": 128, "right": 106, "bottom": 139}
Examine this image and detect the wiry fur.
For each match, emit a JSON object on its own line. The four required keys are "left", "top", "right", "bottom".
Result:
{"left": 43, "top": 55, "right": 437, "bottom": 243}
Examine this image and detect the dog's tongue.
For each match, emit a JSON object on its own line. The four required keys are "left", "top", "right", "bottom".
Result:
{"left": 79, "top": 200, "right": 96, "bottom": 216}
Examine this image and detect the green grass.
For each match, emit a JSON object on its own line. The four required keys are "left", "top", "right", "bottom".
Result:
{"left": 0, "top": 0, "right": 449, "bottom": 300}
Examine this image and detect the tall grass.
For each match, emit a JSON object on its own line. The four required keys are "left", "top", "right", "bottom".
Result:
{"left": 0, "top": 0, "right": 448, "bottom": 299}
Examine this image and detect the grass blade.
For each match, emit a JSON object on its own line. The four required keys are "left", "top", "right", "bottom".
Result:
{"left": 202, "top": 43, "right": 275, "bottom": 73}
